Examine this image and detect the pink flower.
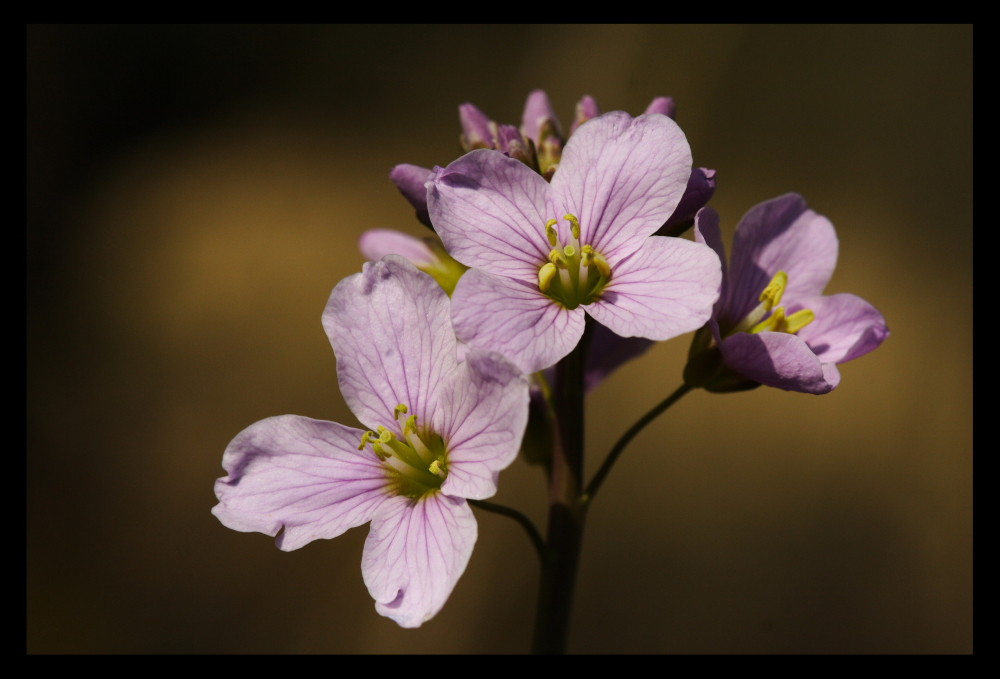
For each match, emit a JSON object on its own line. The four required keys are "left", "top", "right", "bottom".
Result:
{"left": 426, "top": 111, "right": 722, "bottom": 373}
{"left": 689, "top": 194, "right": 889, "bottom": 394}
{"left": 212, "top": 257, "right": 529, "bottom": 627}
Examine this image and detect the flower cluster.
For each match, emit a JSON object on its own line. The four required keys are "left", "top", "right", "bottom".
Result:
{"left": 212, "top": 89, "right": 888, "bottom": 631}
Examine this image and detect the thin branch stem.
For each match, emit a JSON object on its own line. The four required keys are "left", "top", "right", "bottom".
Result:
{"left": 582, "top": 383, "right": 694, "bottom": 506}
{"left": 469, "top": 499, "right": 545, "bottom": 562}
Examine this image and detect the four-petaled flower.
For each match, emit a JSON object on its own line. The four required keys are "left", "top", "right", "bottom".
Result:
{"left": 212, "top": 256, "right": 529, "bottom": 627}
{"left": 688, "top": 193, "right": 889, "bottom": 394}
{"left": 427, "top": 111, "right": 723, "bottom": 374}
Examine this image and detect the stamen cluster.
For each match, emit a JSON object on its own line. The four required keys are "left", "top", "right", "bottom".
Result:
{"left": 537, "top": 214, "right": 611, "bottom": 310}
{"left": 358, "top": 404, "right": 448, "bottom": 499}
{"left": 729, "top": 271, "right": 815, "bottom": 337}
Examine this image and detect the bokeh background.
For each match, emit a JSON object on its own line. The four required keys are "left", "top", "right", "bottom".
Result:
{"left": 27, "top": 25, "right": 972, "bottom": 654}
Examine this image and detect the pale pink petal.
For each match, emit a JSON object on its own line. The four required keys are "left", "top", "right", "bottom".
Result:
{"left": 521, "top": 89, "right": 561, "bottom": 143}
{"left": 459, "top": 102, "right": 496, "bottom": 149}
{"left": 323, "top": 256, "right": 457, "bottom": 433}
{"left": 362, "top": 493, "right": 477, "bottom": 628}
{"left": 585, "top": 236, "right": 721, "bottom": 341}
{"left": 212, "top": 416, "right": 391, "bottom": 552}
{"left": 694, "top": 206, "right": 729, "bottom": 313}
{"left": 451, "top": 268, "right": 585, "bottom": 374}
{"left": 551, "top": 112, "right": 692, "bottom": 261}
{"left": 793, "top": 293, "right": 890, "bottom": 364}
{"left": 435, "top": 351, "right": 530, "bottom": 500}
{"left": 570, "top": 94, "right": 601, "bottom": 135}
{"left": 659, "top": 167, "right": 717, "bottom": 237}
{"left": 359, "top": 229, "right": 437, "bottom": 268}
{"left": 390, "top": 164, "right": 433, "bottom": 228}
{"left": 428, "top": 150, "right": 553, "bottom": 279}
{"left": 720, "top": 331, "right": 836, "bottom": 395}
{"left": 644, "top": 96, "right": 676, "bottom": 119}
{"left": 724, "top": 194, "right": 838, "bottom": 328}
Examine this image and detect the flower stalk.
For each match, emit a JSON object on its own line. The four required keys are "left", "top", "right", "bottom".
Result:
{"left": 532, "top": 320, "right": 591, "bottom": 654}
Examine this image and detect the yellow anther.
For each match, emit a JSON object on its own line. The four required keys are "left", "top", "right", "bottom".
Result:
{"left": 751, "top": 307, "right": 786, "bottom": 334}
{"left": 564, "top": 214, "right": 581, "bottom": 240}
{"left": 782, "top": 309, "right": 816, "bottom": 334}
{"left": 404, "top": 413, "right": 419, "bottom": 436}
{"left": 376, "top": 426, "right": 395, "bottom": 444}
{"left": 581, "top": 245, "right": 594, "bottom": 267}
{"left": 428, "top": 459, "right": 447, "bottom": 478}
{"left": 372, "top": 440, "right": 390, "bottom": 461}
{"left": 545, "top": 218, "right": 559, "bottom": 246}
{"left": 563, "top": 244, "right": 576, "bottom": 258}
{"left": 759, "top": 271, "right": 788, "bottom": 310}
{"left": 749, "top": 305, "right": 816, "bottom": 336}
{"left": 393, "top": 403, "right": 408, "bottom": 421}
{"left": 538, "top": 262, "right": 558, "bottom": 292}
{"left": 548, "top": 248, "right": 568, "bottom": 268}
{"left": 592, "top": 252, "right": 612, "bottom": 279}
{"left": 358, "top": 430, "right": 376, "bottom": 451}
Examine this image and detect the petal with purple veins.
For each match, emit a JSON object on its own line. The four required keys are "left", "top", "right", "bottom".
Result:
{"left": 720, "top": 331, "right": 836, "bottom": 394}
{"left": 324, "top": 257, "right": 457, "bottom": 433}
{"left": 451, "top": 268, "right": 585, "bottom": 374}
{"left": 552, "top": 112, "right": 692, "bottom": 261}
{"left": 362, "top": 493, "right": 477, "bottom": 629}
{"left": 436, "top": 350, "right": 530, "bottom": 500}
{"left": 586, "top": 236, "right": 721, "bottom": 341}
{"left": 212, "top": 416, "right": 391, "bottom": 552}
{"left": 793, "top": 293, "right": 889, "bottom": 364}
{"left": 428, "top": 151, "right": 553, "bottom": 279}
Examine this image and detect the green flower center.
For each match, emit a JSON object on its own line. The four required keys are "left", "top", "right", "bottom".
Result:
{"left": 358, "top": 404, "right": 448, "bottom": 499}
{"left": 729, "top": 270, "right": 816, "bottom": 337}
{"left": 536, "top": 214, "right": 611, "bottom": 310}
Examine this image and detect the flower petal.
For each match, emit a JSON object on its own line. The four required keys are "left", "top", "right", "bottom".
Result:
{"left": 694, "top": 205, "right": 729, "bottom": 298}
{"left": 521, "top": 89, "right": 561, "bottom": 143}
{"left": 585, "top": 236, "right": 721, "bottom": 341}
{"left": 212, "top": 416, "right": 391, "bottom": 552}
{"left": 324, "top": 256, "right": 457, "bottom": 433}
{"left": 359, "top": 229, "right": 437, "bottom": 268}
{"left": 362, "top": 493, "right": 477, "bottom": 628}
{"left": 723, "top": 194, "right": 838, "bottom": 329}
{"left": 720, "top": 331, "right": 837, "bottom": 394}
{"left": 658, "top": 167, "right": 717, "bottom": 237}
{"left": 552, "top": 111, "right": 692, "bottom": 261}
{"left": 451, "top": 268, "right": 585, "bottom": 374}
{"left": 428, "top": 150, "right": 553, "bottom": 280}
{"left": 570, "top": 94, "right": 601, "bottom": 135}
{"left": 793, "top": 293, "right": 890, "bottom": 364}
{"left": 644, "top": 96, "right": 676, "bottom": 119}
{"left": 435, "top": 350, "right": 529, "bottom": 500}
{"left": 390, "top": 164, "right": 433, "bottom": 228}
{"left": 459, "top": 102, "right": 496, "bottom": 149}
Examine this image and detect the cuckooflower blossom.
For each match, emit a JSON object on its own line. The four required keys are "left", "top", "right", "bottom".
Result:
{"left": 686, "top": 193, "right": 889, "bottom": 394}
{"left": 212, "top": 256, "right": 529, "bottom": 627}
{"left": 427, "top": 111, "right": 723, "bottom": 374}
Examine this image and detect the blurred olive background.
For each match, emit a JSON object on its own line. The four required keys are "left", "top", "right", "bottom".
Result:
{"left": 27, "top": 25, "right": 971, "bottom": 654}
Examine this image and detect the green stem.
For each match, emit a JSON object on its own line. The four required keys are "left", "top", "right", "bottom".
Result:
{"left": 582, "top": 383, "right": 693, "bottom": 506}
{"left": 531, "top": 320, "right": 591, "bottom": 654}
{"left": 468, "top": 499, "right": 546, "bottom": 562}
